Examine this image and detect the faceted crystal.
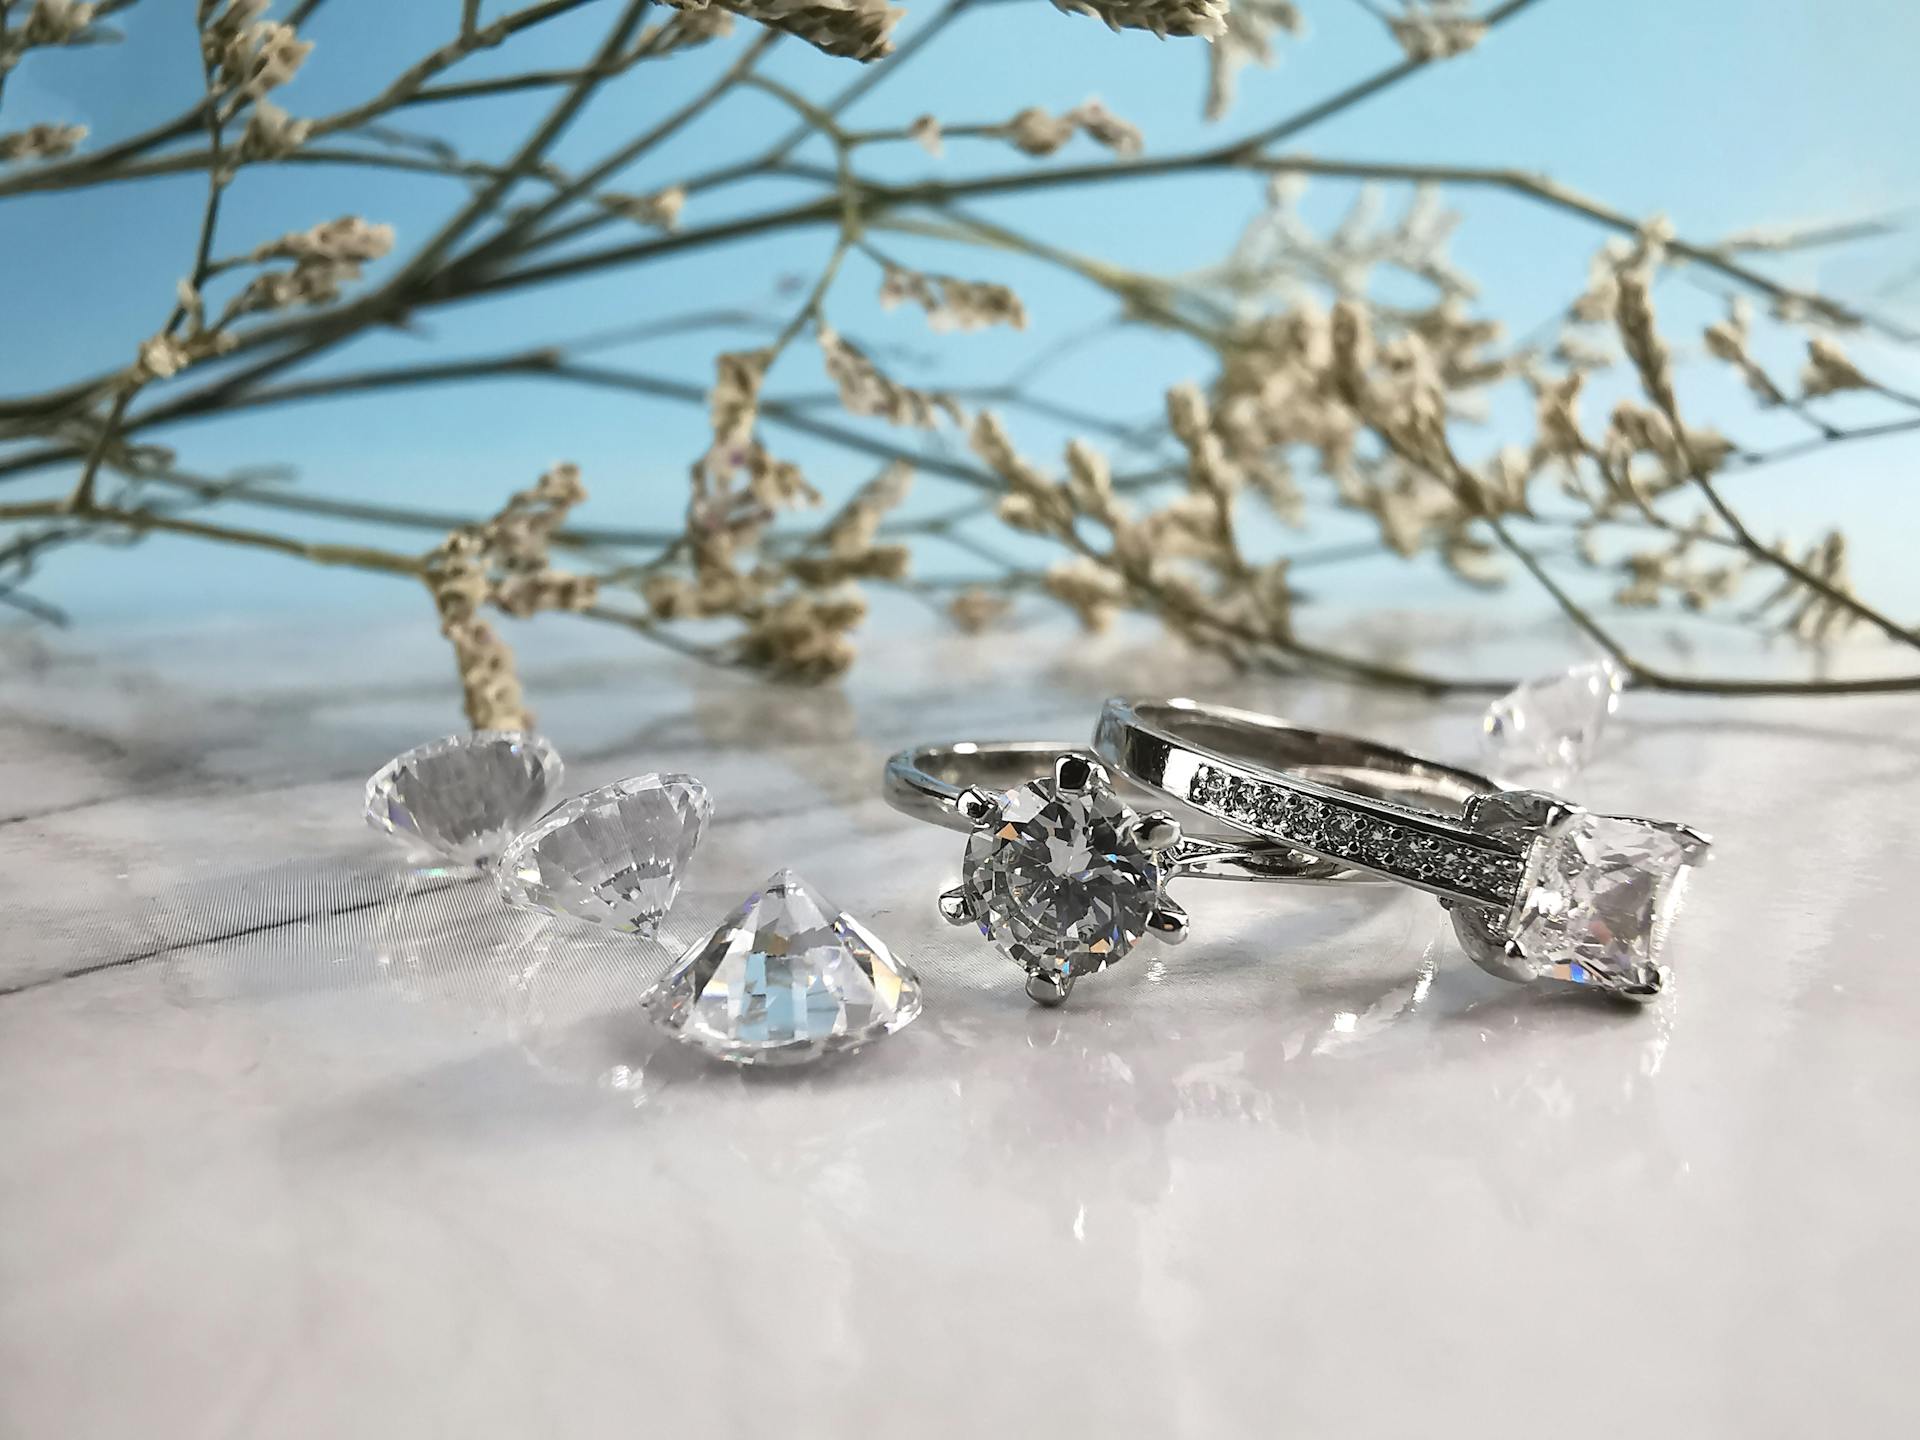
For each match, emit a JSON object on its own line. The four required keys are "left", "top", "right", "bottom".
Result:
{"left": 365, "top": 731, "right": 562, "bottom": 868}
{"left": 962, "top": 768, "right": 1164, "bottom": 979}
{"left": 1482, "top": 658, "right": 1624, "bottom": 781}
{"left": 644, "top": 869, "right": 921, "bottom": 1066}
{"left": 1511, "top": 811, "right": 1700, "bottom": 995}
{"left": 494, "top": 773, "right": 710, "bottom": 935}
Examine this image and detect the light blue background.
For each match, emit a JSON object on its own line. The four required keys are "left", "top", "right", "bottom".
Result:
{"left": 4, "top": 0, "right": 1917, "bottom": 624}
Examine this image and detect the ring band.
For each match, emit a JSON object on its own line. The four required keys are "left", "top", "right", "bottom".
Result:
{"left": 1092, "top": 698, "right": 1518, "bottom": 908}
{"left": 1095, "top": 697, "right": 1711, "bottom": 1001}
{"left": 884, "top": 740, "right": 1355, "bottom": 883}
{"left": 883, "top": 737, "right": 1517, "bottom": 1006}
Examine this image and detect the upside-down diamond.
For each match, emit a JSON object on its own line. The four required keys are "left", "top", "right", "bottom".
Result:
{"left": 495, "top": 773, "right": 710, "bottom": 935}
{"left": 365, "top": 731, "right": 562, "bottom": 868}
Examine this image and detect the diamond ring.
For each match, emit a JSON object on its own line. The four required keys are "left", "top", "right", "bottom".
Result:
{"left": 1094, "top": 697, "right": 1711, "bottom": 1001}
{"left": 883, "top": 739, "right": 1487, "bottom": 1007}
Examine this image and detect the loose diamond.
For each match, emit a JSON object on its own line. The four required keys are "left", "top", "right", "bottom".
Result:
{"left": 963, "top": 766, "right": 1164, "bottom": 979}
{"left": 365, "top": 731, "right": 562, "bottom": 868}
{"left": 495, "top": 773, "right": 710, "bottom": 935}
{"left": 1483, "top": 658, "right": 1624, "bottom": 780}
{"left": 1510, "top": 811, "right": 1702, "bottom": 994}
{"left": 644, "top": 869, "right": 921, "bottom": 1066}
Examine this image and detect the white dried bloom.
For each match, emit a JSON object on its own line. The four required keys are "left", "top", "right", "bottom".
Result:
{"left": 908, "top": 115, "right": 943, "bottom": 158}
{"left": 1044, "top": 555, "right": 1128, "bottom": 632}
{"left": 1049, "top": 0, "right": 1226, "bottom": 40}
{"left": 997, "top": 100, "right": 1143, "bottom": 159}
{"left": 0, "top": 121, "right": 87, "bottom": 163}
{"left": 1206, "top": 0, "right": 1304, "bottom": 122}
{"left": 820, "top": 461, "right": 913, "bottom": 556}
{"left": 971, "top": 412, "right": 1076, "bottom": 535}
{"left": 878, "top": 266, "right": 1028, "bottom": 333}
{"left": 133, "top": 334, "right": 192, "bottom": 382}
{"left": 20, "top": 0, "right": 95, "bottom": 45}
{"left": 1700, "top": 296, "right": 1784, "bottom": 407}
{"left": 236, "top": 101, "right": 311, "bottom": 162}
{"left": 226, "top": 217, "right": 394, "bottom": 319}
{"left": 1002, "top": 107, "right": 1078, "bottom": 158}
{"left": 816, "top": 324, "right": 960, "bottom": 428}
{"left": 252, "top": 216, "right": 395, "bottom": 266}
{"left": 204, "top": 4, "right": 314, "bottom": 99}
{"left": 1800, "top": 337, "right": 1871, "bottom": 398}
{"left": 602, "top": 185, "right": 686, "bottom": 232}
{"left": 738, "top": 589, "right": 868, "bottom": 679}
{"left": 1613, "top": 262, "right": 1677, "bottom": 419}
{"left": 1068, "top": 100, "right": 1143, "bottom": 157}
{"left": 1387, "top": 3, "right": 1487, "bottom": 62}
{"left": 673, "top": 0, "right": 902, "bottom": 62}
{"left": 948, "top": 587, "right": 1011, "bottom": 634}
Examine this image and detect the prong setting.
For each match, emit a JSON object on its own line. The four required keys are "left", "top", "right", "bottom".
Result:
{"left": 1051, "top": 752, "right": 1105, "bottom": 794}
{"left": 1024, "top": 971, "right": 1074, "bottom": 1007}
{"left": 1146, "top": 903, "right": 1190, "bottom": 944}
{"left": 955, "top": 785, "right": 1003, "bottom": 828}
{"left": 938, "top": 885, "right": 974, "bottom": 926}
{"left": 1129, "top": 811, "right": 1183, "bottom": 854}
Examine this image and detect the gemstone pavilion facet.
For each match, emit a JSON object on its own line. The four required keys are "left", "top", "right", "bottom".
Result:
{"left": 494, "top": 773, "right": 710, "bottom": 935}
{"left": 1482, "top": 658, "right": 1624, "bottom": 781}
{"left": 1509, "top": 810, "right": 1701, "bottom": 995}
{"left": 365, "top": 730, "right": 562, "bottom": 868}
{"left": 644, "top": 869, "right": 921, "bottom": 1066}
{"left": 961, "top": 767, "right": 1165, "bottom": 979}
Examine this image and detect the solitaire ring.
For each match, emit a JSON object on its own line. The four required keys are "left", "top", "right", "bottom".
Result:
{"left": 883, "top": 739, "right": 1492, "bottom": 1007}
{"left": 1094, "top": 697, "right": 1711, "bottom": 1001}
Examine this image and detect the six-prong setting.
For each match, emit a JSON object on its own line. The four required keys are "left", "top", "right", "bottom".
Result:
{"left": 950, "top": 751, "right": 1184, "bottom": 1004}
{"left": 1450, "top": 788, "right": 1711, "bottom": 1001}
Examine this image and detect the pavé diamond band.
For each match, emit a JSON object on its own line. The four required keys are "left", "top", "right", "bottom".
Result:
{"left": 1094, "top": 697, "right": 1711, "bottom": 1001}
{"left": 884, "top": 739, "right": 1497, "bottom": 1006}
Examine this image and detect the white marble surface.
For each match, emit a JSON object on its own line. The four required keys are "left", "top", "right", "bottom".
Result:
{"left": 2, "top": 612, "right": 1916, "bottom": 1438}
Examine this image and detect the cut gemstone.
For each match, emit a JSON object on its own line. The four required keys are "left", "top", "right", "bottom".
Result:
{"left": 962, "top": 766, "right": 1164, "bottom": 979}
{"left": 644, "top": 869, "right": 921, "bottom": 1066}
{"left": 365, "top": 731, "right": 562, "bottom": 868}
{"left": 1510, "top": 811, "right": 1702, "bottom": 995}
{"left": 1482, "top": 658, "right": 1624, "bottom": 780}
{"left": 494, "top": 773, "right": 710, "bottom": 935}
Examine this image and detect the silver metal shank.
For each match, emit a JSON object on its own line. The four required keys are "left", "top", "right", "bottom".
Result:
{"left": 1093, "top": 697, "right": 1525, "bottom": 911}
{"left": 884, "top": 739, "right": 1514, "bottom": 886}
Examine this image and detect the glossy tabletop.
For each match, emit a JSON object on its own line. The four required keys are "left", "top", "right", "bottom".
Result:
{"left": 2, "top": 614, "right": 1914, "bottom": 1438}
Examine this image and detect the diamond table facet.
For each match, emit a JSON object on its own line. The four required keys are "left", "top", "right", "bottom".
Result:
{"left": 495, "top": 773, "right": 710, "bottom": 935}
{"left": 644, "top": 869, "right": 921, "bottom": 1066}
{"left": 1509, "top": 811, "right": 1700, "bottom": 995}
{"left": 365, "top": 730, "right": 562, "bottom": 868}
{"left": 961, "top": 768, "right": 1164, "bottom": 979}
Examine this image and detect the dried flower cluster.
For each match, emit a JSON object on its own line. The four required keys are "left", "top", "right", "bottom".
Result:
{"left": 202, "top": 0, "right": 314, "bottom": 99}
{"left": 1049, "top": 0, "right": 1228, "bottom": 41}
{"left": 879, "top": 266, "right": 1029, "bottom": 333}
{"left": 0, "top": 121, "right": 87, "bottom": 164}
{"left": 0, "top": 0, "right": 96, "bottom": 72}
{"left": 427, "top": 465, "right": 600, "bottom": 730}
{"left": 670, "top": 0, "right": 902, "bottom": 62}
{"left": 996, "top": 100, "right": 1143, "bottom": 159}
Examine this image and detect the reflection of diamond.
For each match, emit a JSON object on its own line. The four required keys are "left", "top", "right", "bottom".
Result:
{"left": 962, "top": 768, "right": 1163, "bottom": 978}
{"left": 1482, "top": 658, "right": 1623, "bottom": 779}
{"left": 645, "top": 869, "right": 921, "bottom": 1066}
{"left": 365, "top": 731, "right": 562, "bottom": 867}
{"left": 495, "top": 774, "right": 710, "bottom": 935}
{"left": 1511, "top": 812, "right": 1699, "bottom": 994}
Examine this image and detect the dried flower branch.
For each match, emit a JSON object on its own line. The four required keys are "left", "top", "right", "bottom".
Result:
{"left": 4, "top": 0, "right": 1918, "bottom": 717}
